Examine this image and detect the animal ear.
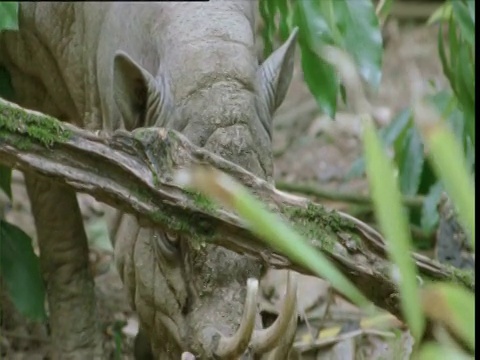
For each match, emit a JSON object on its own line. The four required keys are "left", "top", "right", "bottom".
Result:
{"left": 113, "top": 51, "right": 164, "bottom": 130}
{"left": 257, "top": 28, "right": 298, "bottom": 115}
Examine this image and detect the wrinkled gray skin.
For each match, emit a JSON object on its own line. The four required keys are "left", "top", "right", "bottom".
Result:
{"left": 0, "top": 2, "right": 296, "bottom": 359}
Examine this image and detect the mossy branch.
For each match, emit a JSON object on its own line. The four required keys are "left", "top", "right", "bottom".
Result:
{"left": 0, "top": 97, "right": 474, "bottom": 319}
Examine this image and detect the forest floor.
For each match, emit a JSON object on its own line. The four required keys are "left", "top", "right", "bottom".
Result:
{"left": 1, "top": 18, "right": 448, "bottom": 360}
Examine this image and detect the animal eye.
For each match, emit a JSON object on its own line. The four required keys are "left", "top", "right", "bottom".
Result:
{"left": 152, "top": 230, "right": 180, "bottom": 263}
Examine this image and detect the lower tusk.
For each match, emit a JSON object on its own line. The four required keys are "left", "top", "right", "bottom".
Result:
{"left": 214, "top": 278, "right": 259, "bottom": 358}
{"left": 250, "top": 271, "right": 298, "bottom": 354}
{"left": 181, "top": 352, "right": 196, "bottom": 360}
{"left": 263, "top": 292, "right": 299, "bottom": 360}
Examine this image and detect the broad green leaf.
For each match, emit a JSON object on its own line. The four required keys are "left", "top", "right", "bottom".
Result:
{"left": 363, "top": 117, "right": 424, "bottom": 340}
{"left": 293, "top": 0, "right": 338, "bottom": 117}
{"left": 451, "top": 0, "right": 475, "bottom": 46}
{"left": 420, "top": 283, "right": 475, "bottom": 352}
{"left": 0, "top": 65, "right": 15, "bottom": 101}
{"left": 294, "top": 0, "right": 334, "bottom": 47}
{"left": 417, "top": 342, "right": 472, "bottom": 360}
{"left": 0, "top": 164, "right": 12, "bottom": 199}
{"left": 334, "top": 0, "right": 383, "bottom": 88}
{"left": 0, "top": 220, "right": 46, "bottom": 321}
{"left": 300, "top": 45, "right": 338, "bottom": 119}
{"left": 0, "top": 2, "right": 19, "bottom": 31}
{"left": 395, "top": 125, "right": 424, "bottom": 196}
{"left": 420, "top": 181, "right": 443, "bottom": 234}
{"left": 427, "top": 3, "right": 453, "bottom": 25}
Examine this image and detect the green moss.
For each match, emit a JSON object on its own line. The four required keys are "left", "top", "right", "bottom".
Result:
{"left": 0, "top": 104, "right": 71, "bottom": 148}
{"left": 184, "top": 190, "right": 216, "bottom": 213}
{"left": 283, "top": 203, "right": 357, "bottom": 252}
{"left": 446, "top": 265, "right": 475, "bottom": 290}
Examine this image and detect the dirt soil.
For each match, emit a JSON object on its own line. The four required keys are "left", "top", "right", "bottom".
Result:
{"left": 1, "top": 19, "right": 447, "bottom": 360}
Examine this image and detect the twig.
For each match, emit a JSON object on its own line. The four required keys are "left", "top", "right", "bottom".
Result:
{"left": 276, "top": 181, "right": 425, "bottom": 208}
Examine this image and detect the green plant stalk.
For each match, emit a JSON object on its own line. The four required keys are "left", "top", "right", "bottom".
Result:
{"left": 423, "top": 124, "right": 475, "bottom": 249}
{"left": 422, "top": 283, "right": 475, "bottom": 351}
{"left": 416, "top": 342, "right": 472, "bottom": 360}
{"left": 363, "top": 117, "right": 425, "bottom": 341}
{"left": 231, "top": 183, "right": 369, "bottom": 308}
{"left": 186, "top": 169, "right": 370, "bottom": 309}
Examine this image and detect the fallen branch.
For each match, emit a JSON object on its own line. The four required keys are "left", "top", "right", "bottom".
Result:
{"left": 276, "top": 181, "right": 425, "bottom": 208}
{"left": 0, "top": 98, "right": 474, "bottom": 320}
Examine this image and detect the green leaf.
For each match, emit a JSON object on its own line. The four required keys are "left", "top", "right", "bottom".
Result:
{"left": 451, "top": 0, "right": 475, "bottom": 46}
{"left": 421, "top": 283, "right": 475, "bottom": 352}
{"left": 0, "top": 2, "right": 19, "bottom": 31}
{"left": 259, "top": 0, "right": 276, "bottom": 57}
{"left": 437, "top": 22, "right": 452, "bottom": 84}
{"left": 417, "top": 342, "right": 472, "bottom": 360}
{"left": 333, "top": 0, "right": 383, "bottom": 88}
{"left": 347, "top": 109, "right": 412, "bottom": 180}
{"left": 294, "top": 0, "right": 335, "bottom": 47}
{"left": 0, "top": 165, "right": 12, "bottom": 199}
{"left": 0, "top": 65, "right": 15, "bottom": 100}
{"left": 455, "top": 45, "right": 475, "bottom": 145}
{"left": 420, "top": 181, "right": 443, "bottom": 234}
{"left": 447, "top": 16, "right": 459, "bottom": 92}
{"left": 395, "top": 125, "right": 425, "bottom": 196}
{"left": 427, "top": 3, "right": 453, "bottom": 25}
{"left": 293, "top": 0, "right": 339, "bottom": 118}
{"left": 416, "top": 104, "right": 475, "bottom": 249}
{"left": 465, "top": 0, "right": 475, "bottom": 22}
{"left": 276, "top": 0, "right": 291, "bottom": 41}
{"left": 0, "top": 220, "right": 46, "bottom": 321}
{"left": 363, "top": 116, "right": 424, "bottom": 341}
{"left": 380, "top": 108, "right": 412, "bottom": 146}
{"left": 300, "top": 45, "right": 338, "bottom": 119}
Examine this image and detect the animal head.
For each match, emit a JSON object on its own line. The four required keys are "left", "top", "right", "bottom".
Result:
{"left": 112, "top": 28, "right": 298, "bottom": 181}
{"left": 112, "top": 28, "right": 299, "bottom": 358}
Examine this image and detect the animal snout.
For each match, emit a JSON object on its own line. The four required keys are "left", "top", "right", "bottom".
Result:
{"left": 204, "top": 124, "right": 269, "bottom": 178}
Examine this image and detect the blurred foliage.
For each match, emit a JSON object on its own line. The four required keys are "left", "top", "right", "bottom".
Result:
{"left": 0, "top": 2, "right": 46, "bottom": 322}
{"left": 363, "top": 109, "right": 474, "bottom": 357}
{"left": 260, "top": 0, "right": 383, "bottom": 118}
{"left": 344, "top": 0, "right": 475, "bottom": 248}
{"left": 261, "top": 0, "right": 474, "bottom": 246}
{"left": 260, "top": 0, "right": 474, "bottom": 357}
{"left": 0, "top": 220, "right": 46, "bottom": 321}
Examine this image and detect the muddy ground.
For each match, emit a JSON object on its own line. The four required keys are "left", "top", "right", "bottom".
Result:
{"left": 1, "top": 18, "right": 448, "bottom": 360}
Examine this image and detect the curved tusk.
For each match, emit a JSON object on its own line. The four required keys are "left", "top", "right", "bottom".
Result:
{"left": 181, "top": 352, "right": 196, "bottom": 360}
{"left": 250, "top": 271, "right": 298, "bottom": 354}
{"left": 214, "top": 278, "right": 259, "bottom": 358}
{"left": 263, "top": 292, "right": 299, "bottom": 360}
